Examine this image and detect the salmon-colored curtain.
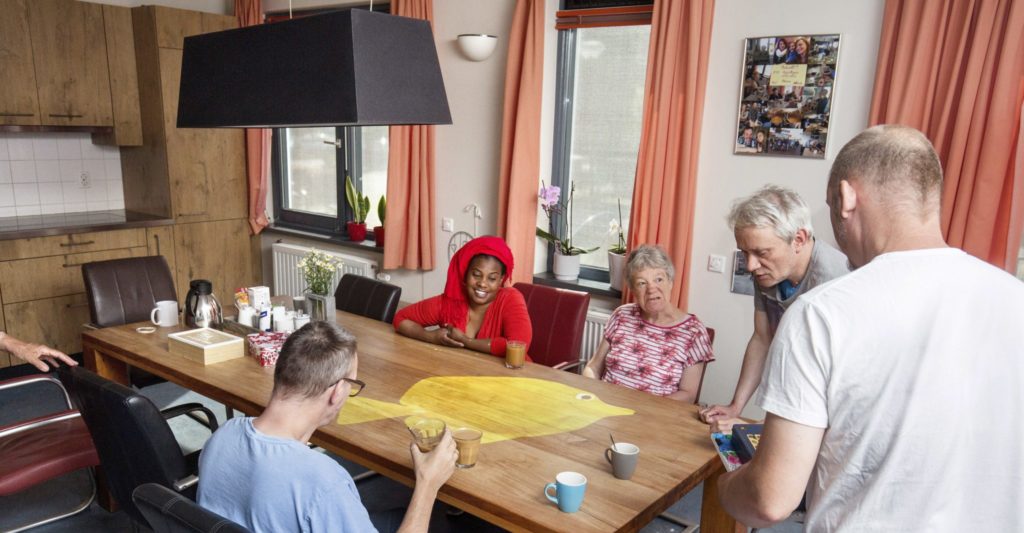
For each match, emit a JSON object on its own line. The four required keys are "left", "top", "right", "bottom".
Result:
{"left": 625, "top": 0, "right": 715, "bottom": 307}
{"left": 497, "top": 0, "right": 545, "bottom": 284}
{"left": 235, "top": 0, "right": 270, "bottom": 235}
{"left": 869, "top": 0, "right": 1024, "bottom": 271}
{"left": 384, "top": 0, "right": 437, "bottom": 270}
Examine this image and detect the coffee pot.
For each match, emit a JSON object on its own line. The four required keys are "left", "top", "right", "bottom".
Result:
{"left": 184, "top": 279, "right": 223, "bottom": 328}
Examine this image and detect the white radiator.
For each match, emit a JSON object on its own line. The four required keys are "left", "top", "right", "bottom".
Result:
{"left": 581, "top": 309, "right": 612, "bottom": 363}
{"left": 271, "top": 243, "right": 378, "bottom": 297}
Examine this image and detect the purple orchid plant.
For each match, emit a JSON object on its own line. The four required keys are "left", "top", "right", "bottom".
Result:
{"left": 536, "top": 181, "right": 599, "bottom": 256}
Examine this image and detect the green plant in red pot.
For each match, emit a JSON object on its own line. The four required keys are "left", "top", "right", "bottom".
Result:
{"left": 345, "top": 175, "right": 370, "bottom": 242}
{"left": 374, "top": 196, "right": 386, "bottom": 248}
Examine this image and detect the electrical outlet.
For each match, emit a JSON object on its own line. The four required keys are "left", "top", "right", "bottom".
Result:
{"left": 441, "top": 217, "right": 454, "bottom": 232}
{"left": 79, "top": 171, "right": 91, "bottom": 189}
{"left": 376, "top": 272, "right": 392, "bottom": 282}
{"left": 707, "top": 254, "right": 726, "bottom": 273}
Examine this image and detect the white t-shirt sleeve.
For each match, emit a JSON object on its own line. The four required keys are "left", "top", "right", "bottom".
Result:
{"left": 756, "top": 297, "right": 831, "bottom": 428}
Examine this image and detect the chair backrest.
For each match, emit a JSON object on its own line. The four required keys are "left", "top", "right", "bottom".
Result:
{"left": 333, "top": 274, "right": 402, "bottom": 323}
{"left": 513, "top": 283, "right": 590, "bottom": 369}
{"left": 64, "top": 366, "right": 191, "bottom": 526}
{"left": 82, "top": 256, "right": 177, "bottom": 327}
{"left": 133, "top": 483, "right": 251, "bottom": 533}
{"left": 693, "top": 327, "right": 715, "bottom": 405}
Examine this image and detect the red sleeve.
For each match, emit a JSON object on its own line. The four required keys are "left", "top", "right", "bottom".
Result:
{"left": 487, "top": 288, "right": 533, "bottom": 357}
{"left": 392, "top": 295, "right": 445, "bottom": 330}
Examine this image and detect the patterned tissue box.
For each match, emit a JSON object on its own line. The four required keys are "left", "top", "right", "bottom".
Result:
{"left": 246, "top": 331, "right": 289, "bottom": 367}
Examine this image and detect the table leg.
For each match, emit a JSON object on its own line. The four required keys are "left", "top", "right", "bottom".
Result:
{"left": 82, "top": 341, "right": 128, "bottom": 512}
{"left": 700, "top": 464, "right": 745, "bottom": 533}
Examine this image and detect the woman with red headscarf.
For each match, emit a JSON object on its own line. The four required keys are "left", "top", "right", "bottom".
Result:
{"left": 394, "top": 236, "right": 532, "bottom": 357}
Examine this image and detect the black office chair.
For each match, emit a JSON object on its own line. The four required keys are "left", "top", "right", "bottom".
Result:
{"left": 60, "top": 366, "right": 218, "bottom": 529}
{"left": 133, "top": 483, "right": 251, "bottom": 533}
{"left": 334, "top": 274, "right": 402, "bottom": 323}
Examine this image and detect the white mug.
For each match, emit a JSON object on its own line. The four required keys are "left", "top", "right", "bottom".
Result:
{"left": 151, "top": 300, "right": 179, "bottom": 327}
{"left": 237, "top": 305, "right": 256, "bottom": 328}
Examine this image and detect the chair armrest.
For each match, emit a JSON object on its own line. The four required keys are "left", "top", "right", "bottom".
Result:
{"left": 173, "top": 474, "right": 199, "bottom": 492}
{"left": 0, "top": 410, "right": 80, "bottom": 438}
{"left": 0, "top": 375, "right": 73, "bottom": 410}
{"left": 552, "top": 361, "right": 582, "bottom": 373}
{"left": 161, "top": 403, "right": 219, "bottom": 432}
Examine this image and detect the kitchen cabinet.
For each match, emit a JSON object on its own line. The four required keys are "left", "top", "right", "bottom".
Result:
{"left": 0, "top": 228, "right": 151, "bottom": 365}
{"left": 0, "top": 305, "right": 9, "bottom": 368}
{"left": 27, "top": 0, "right": 114, "bottom": 127}
{"left": 93, "top": 4, "right": 143, "bottom": 146}
{"left": 0, "top": 0, "right": 41, "bottom": 126}
{"left": 173, "top": 219, "right": 259, "bottom": 307}
{"left": 125, "top": 6, "right": 246, "bottom": 224}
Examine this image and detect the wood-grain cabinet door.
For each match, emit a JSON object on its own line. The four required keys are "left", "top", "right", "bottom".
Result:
{"left": 4, "top": 293, "right": 91, "bottom": 356}
{"left": 28, "top": 0, "right": 113, "bottom": 127}
{"left": 146, "top": 226, "right": 177, "bottom": 291}
{"left": 173, "top": 219, "right": 259, "bottom": 306}
{"left": 158, "top": 48, "right": 247, "bottom": 224}
{"left": 0, "top": 0, "right": 41, "bottom": 126}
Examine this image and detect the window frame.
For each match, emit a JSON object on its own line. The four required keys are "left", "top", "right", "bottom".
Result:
{"left": 271, "top": 127, "right": 371, "bottom": 239}
{"left": 547, "top": 14, "right": 651, "bottom": 283}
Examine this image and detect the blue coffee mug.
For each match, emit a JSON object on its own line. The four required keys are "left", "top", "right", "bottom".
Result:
{"left": 544, "top": 471, "right": 587, "bottom": 513}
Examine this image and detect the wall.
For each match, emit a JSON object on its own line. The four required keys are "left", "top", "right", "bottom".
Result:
{"left": 687, "top": 0, "right": 885, "bottom": 418}
{"left": 0, "top": 133, "right": 123, "bottom": 216}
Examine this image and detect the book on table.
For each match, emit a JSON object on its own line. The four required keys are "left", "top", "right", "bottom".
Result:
{"left": 710, "top": 423, "right": 764, "bottom": 472}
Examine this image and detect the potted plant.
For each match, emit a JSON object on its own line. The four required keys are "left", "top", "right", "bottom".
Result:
{"left": 608, "top": 198, "right": 627, "bottom": 292}
{"left": 536, "top": 182, "right": 598, "bottom": 281}
{"left": 345, "top": 175, "right": 370, "bottom": 242}
{"left": 297, "top": 248, "right": 342, "bottom": 323}
{"left": 374, "top": 196, "right": 386, "bottom": 248}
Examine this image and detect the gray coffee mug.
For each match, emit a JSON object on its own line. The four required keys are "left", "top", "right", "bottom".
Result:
{"left": 605, "top": 442, "right": 639, "bottom": 480}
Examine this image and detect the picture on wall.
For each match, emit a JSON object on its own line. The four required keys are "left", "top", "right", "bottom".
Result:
{"left": 734, "top": 34, "right": 841, "bottom": 159}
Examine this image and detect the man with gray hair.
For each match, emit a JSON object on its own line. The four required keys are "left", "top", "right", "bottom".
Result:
{"left": 199, "top": 322, "right": 457, "bottom": 532}
{"left": 700, "top": 185, "right": 848, "bottom": 430}
{"left": 718, "top": 125, "right": 1024, "bottom": 530}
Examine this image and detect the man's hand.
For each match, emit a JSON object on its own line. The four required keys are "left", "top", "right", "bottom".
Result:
{"left": 700, "top": 403, "right": 740, "bottom": 424}
{"left": 429, "top": 327, "right": 465, "bottom": 348}
{"left": 2, "top": 334, "right": 77, "bottom": 372}
{"left": 411, "top": 430, "right": 457, "bottom": 494}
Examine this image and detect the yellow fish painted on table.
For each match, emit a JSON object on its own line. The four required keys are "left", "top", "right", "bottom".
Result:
{"left": 336, "top": 376, "right": 634, "bottom": 444}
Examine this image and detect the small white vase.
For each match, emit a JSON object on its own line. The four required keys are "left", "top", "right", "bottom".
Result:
{"left": 552, "top": 251, "right": 581, "bottom": 281}
{"left": 608, "top": 251, "right": 626, "bottom": 292}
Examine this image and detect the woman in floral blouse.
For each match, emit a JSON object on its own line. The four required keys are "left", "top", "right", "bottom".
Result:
{"left": 583, "top": 245, "right": 714, "bottom": 402}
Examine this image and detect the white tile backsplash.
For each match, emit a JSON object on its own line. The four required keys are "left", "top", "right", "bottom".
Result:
{"left": 11, "top": 161, "right": 37, "bottom": 183}
{"left": 36, "top": 160, "right": 61, "bottom": 183}
{"left": 0, "top": 133, "right": 124, "bottom": 217}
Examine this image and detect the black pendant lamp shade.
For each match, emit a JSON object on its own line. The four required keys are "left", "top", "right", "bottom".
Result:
{"left": 176, "top": 9, "right": 452, "bottom": 128}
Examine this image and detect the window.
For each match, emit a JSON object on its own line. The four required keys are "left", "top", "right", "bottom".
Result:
{"left": 268, "top": 4, "right": 390, "bottom": 239}
{"left": 550, "top": 17, "right": 651, "bottom": 281}
{"left": 271, "top": 126, "right": 388, "bottom": 236}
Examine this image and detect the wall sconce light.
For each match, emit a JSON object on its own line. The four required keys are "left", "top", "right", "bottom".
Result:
{"left": 457, "top": 34, "right": 498, "bottom": 61}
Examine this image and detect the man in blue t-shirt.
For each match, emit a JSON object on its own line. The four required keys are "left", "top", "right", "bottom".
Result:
{"left": 198, "top": 322, "right": 457, "bottom": 532}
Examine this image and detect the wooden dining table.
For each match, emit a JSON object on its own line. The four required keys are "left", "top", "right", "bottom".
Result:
{"left": 82, "top": 310, "right": 740, "bottom": 533}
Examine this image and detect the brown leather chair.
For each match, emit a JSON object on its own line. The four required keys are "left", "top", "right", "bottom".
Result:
{"left": 81, "top": 256, "right": 178, "bottom": 389}
{"left": 0, "top": 375, "right": 100, "bottom": 532}
{"left": 513, "top": 283, "right": 590, "bottom": 371}
{"left": 133, "top": 483, "right": 251, "bottom": 533}
{"left": 61, "top": 366, "right": 218, "bottom": 530}
{"left": 333, "top": 274, "right": 402, "bottom": 324}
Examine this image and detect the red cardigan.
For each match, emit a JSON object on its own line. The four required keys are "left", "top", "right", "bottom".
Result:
{"left": 393, "top": 287, "right": 532, "bottom": 357}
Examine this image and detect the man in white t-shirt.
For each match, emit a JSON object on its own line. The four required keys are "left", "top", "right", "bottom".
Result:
{"left": 717, "top": 125, "right": 1024, "bottom": 531}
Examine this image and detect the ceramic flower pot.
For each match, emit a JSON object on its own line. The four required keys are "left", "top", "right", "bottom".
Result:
{"left": 608, "top": 251, "right": 626, "bottom": 292}
{"left": 373, "top": 226, "right": 385, "bottom": 248}
{"left": 347, "top": 221, "right": 367, "bottom": 242}
{"left": 553, "top": 250, "right": 581, "bottom": 281}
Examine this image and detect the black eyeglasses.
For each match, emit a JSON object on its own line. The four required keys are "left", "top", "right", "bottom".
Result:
{"left": 341, "top": 378, "right": 365, "bottom": 397}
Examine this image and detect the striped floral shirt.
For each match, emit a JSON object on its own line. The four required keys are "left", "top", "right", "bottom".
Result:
{"left": 601, "top": 304, "right": 714, "bottom": 397}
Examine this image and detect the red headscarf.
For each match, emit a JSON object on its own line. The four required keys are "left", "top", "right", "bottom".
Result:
{"left": 440, "top": 236, "right": 515, "bottom": 330}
